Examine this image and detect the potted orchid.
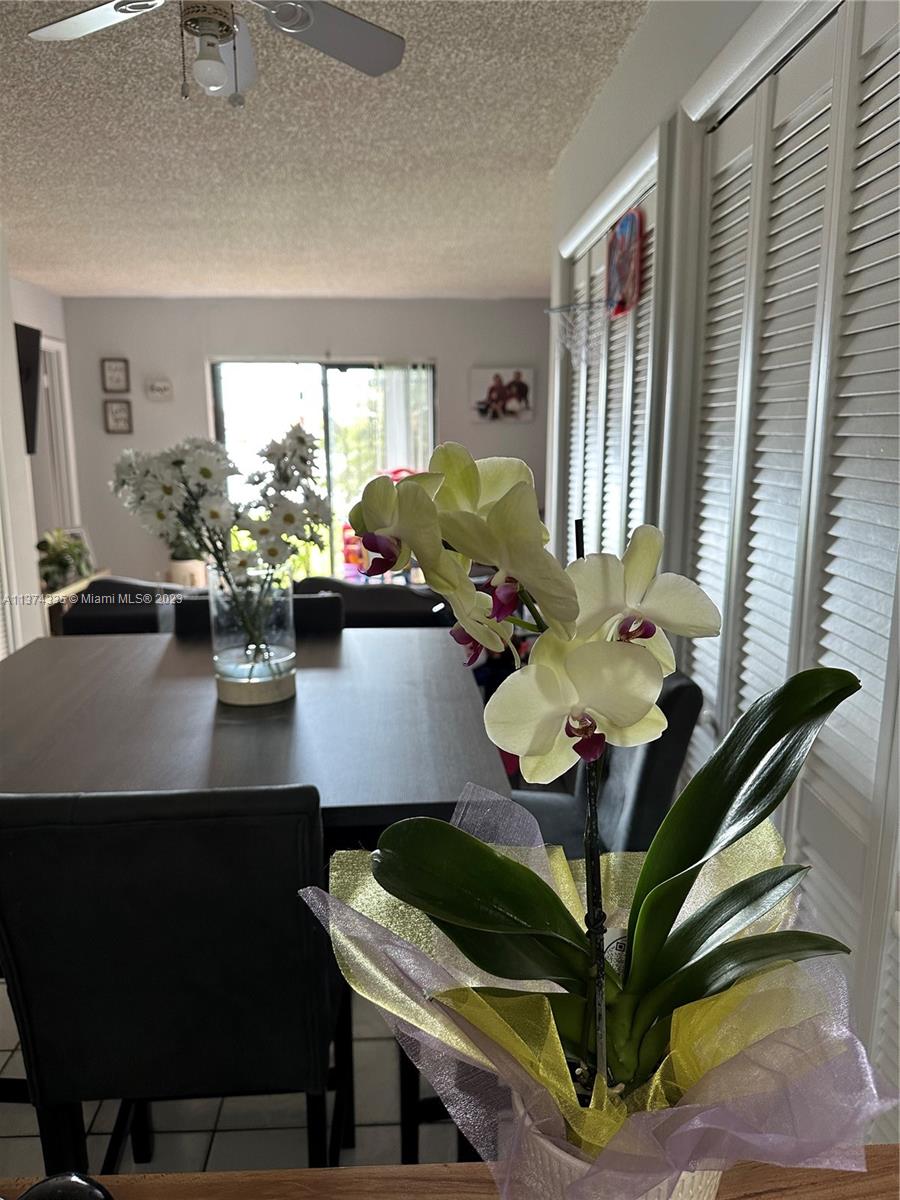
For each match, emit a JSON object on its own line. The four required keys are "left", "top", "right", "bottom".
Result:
{"left": 112, "top": 425, "right": 329, "bottom": 705}
{"left": 303, "top": 444, "right": 887, "bottom": 1199}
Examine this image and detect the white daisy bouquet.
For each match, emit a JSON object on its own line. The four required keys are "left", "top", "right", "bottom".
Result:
{"left": 111, "top": 425, "right": 329, "bottom": 654}
{"left": 302, "top": 445, "right": 888, "bottom": 1198}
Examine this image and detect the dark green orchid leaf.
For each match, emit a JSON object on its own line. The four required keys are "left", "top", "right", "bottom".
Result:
{"left": 631, "top": 930, "right": 849, "bottom": 1054}
{"left": 647, "top": 864, "right": 810, "bottom": 989}
{"left": 634, "top": 1015, "right": 673, "bottom": 1087}
{"left": 434, "top": 921, "right": 589, "bottom": 992}
{"left": 625, "top": 668, "right": 859, "bottom": 992}
{"left": 373, "top": 818, "right": 591, "bottom": 991}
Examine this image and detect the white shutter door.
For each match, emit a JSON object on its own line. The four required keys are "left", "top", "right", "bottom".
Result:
{"left": 735, "top": 33, "right": 835, "bottom": 716}
{"left": 792, "top": 3, "right": 900, "bottom": 1026}
{"left": 581, "top": 239, "right": 607, "bottom": 554}
{"left": 564, "top": 258, "right": 589, "bottom": 564}
{"left": 627, "top": 208, "right": 656, "bottom": 540}
{"left": 683, "top": 103, "right": 755, "bottom": 774}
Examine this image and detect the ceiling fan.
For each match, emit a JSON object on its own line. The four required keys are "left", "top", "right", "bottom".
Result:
{"left": 29, "top": 1, "right": 405, "bottom": 105}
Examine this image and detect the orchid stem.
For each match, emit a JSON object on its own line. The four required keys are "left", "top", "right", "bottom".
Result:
{"left": 583, "top": 756, "right": 608, "bottom": 1093}
{"left": 518, "top": 587, "right": 548, "bottom": 633}
{"left": 507, "top": 615, "right": 541, "bottom": 633}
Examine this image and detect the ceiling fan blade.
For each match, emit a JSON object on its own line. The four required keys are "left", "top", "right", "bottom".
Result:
{"left": 29, "top": 0, "right": 165, "bottom": 42}
{"left": 262, "top": 1, "right": 404, "bottom": 76}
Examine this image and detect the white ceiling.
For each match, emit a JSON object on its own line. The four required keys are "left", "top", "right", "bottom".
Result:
{"left": 0, "top": 0, "right": 647, "bottom": 298}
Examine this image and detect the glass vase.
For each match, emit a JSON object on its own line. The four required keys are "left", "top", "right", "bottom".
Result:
{"left": 207, "top": 564, "right": 296, "bottom": 706}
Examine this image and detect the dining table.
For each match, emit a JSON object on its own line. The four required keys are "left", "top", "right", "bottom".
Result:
{"left": 0, "top": 627, "right": 510, "bottom": 841}
{"left": 0, "top": 1148, "right": 897, "bottom": 1199}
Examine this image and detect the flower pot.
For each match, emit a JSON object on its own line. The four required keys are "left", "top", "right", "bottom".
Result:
{"left": 509, "top": 1095, "right": 722, "bottom": 1200}
{"left": 165, "top": 557, "right": 207, "bottom": 588}
{"left": 207, "top": 565, "right": 296, "bottom": 706}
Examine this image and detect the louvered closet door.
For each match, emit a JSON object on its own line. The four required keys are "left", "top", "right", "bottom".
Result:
{"left": 562, "top": 188, "right": 658, "bottom": 562}
{"left": 581, "top": 237, "right": 607, "bottom": 554}
{"left": 791, "top": 0, "right": 899, "bottom": 1047}
{"left": 564, "top": 256, "right": 589, "bottom": 564}
{"left": 683, "top": 102, "right": 755, "bottom": 775}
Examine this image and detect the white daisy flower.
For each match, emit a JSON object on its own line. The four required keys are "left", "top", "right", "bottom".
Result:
{"left": 199, "top": 496, "right": 235, "bottom": 529}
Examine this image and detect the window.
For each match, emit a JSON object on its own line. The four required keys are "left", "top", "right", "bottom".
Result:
{"left": 212, "top": 361, "right": 435, "bottom": 576}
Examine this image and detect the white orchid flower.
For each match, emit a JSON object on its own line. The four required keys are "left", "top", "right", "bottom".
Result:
{"left": 429, "top": 442, "right": 536, "bottom": 520}
{"left": 348, "top": 473, "right": 446, "bottom": 578}
{"left": 438, "top": 480, "right": 578, "bottom": 637}
{"left": 443, "top": 576, "right": 514, "bottom": 660}
{"left": 484, "top": 636, "right": 666, "bottom": 784}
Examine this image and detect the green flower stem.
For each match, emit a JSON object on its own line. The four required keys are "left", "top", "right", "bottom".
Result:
{"left": 581, "top": 756, "right": 609, "bottom": 1092}
{"left": 518, "top": 587, "right": 548, "bottom": 633}
{"left": 507, "top": 615, "right": 541, "bottom": 633}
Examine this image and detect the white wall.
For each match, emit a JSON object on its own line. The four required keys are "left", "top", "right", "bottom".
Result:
{"left": 0, "top": 233, "right": 44, "bottom": 646}
{"left": 63, "top": 296, "right": 550, "bottom": 579}
{"left": 552, "top": 0, "right": 761, "bottom": 246}
{"left": 9, "top": 277, "right": 67, "bottom": 342}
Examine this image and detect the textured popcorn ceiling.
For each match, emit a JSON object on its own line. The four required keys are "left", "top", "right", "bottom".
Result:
{"left": 0, "top": 0, "right": 647, "bottom": 297}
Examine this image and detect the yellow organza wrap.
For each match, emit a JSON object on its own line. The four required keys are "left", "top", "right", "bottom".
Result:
{"left": 327, "top": 819, "right": 826, "bottom": 1157}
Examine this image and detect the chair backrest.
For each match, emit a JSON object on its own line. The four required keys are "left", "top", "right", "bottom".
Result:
{"left": 174, "top": 593, "right": 345, "bottom": 638}
{"left": 0, "top": 785, "right": 331, "bottom": 1105}
{"left": 595, "top": 671, "right": 703, "bottom": 852}
{"left": 294, "top": 577, "right": 450, "bottom": 627}
{"left": 60, "top": 577, "right": 186, "bottom": 636}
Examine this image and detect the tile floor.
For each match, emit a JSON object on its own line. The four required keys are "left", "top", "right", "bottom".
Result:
{"left": 0, "top": 984, "right": 458, "bottom": 1176}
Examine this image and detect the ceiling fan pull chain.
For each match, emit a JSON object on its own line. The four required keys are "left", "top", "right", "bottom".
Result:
{"left": 179, "top": 0, "right": 189, "bottom": 97}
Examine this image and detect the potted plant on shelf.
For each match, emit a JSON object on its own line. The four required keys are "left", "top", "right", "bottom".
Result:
{"left": 36, "top": 528, "right": 93, "bottom": 594}
{"left": 304, "top": 443, "right": 889, "bottom": 1199}
{"left": 111, "top": 426, "right": 329, "bottom": 706}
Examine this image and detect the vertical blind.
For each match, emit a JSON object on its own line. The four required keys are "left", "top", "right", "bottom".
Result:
{"left": 564, "top": 188, "right": 658, "bottom": 561}
{"left": 682, "top": 0, "right": 898, "bottom": 1120}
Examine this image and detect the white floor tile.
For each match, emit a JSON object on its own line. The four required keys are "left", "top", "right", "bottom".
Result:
{"left": 338, "top": 1123, "right": 401, "bottom": 1166}
{"left": 90, "top": 1097, "right": 220, "bottom": 1135}
{"left": 419, "top": 1121, "right": 459, "bottom": 1164}
{"left": 0, "top": 987, "right": 20, "bottom": 1053}
{"left": 216, "top": 1092, "right": 308, "bottom": 1131}
{"left": 206, "top": 1127, "right": 309, "bottom": 1171}
{"left": 0, "top": 1103, "right": 38, "bottom": 1137}
{"left": 352, "top": 994, "right": 391, "bottom": 1040}
{"left": 87, "top": 1130, "right": 212, "bottom": 1174}
{"left": 353, "top": 1039, "right": 400, "bottom": 1124}
{"left": 0, "top": 1136, "right": 45, "bottom": 1176}
{"left": 1, "top": 1051, "right": 25, "bottom": 1078}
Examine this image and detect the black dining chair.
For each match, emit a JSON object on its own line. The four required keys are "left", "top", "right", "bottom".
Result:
{"left": 294, "top": 577, "right": 451, "bottom": 628}
{"left": 173, "top": 592, "right": 345, "bottom": 638}
{"left": 398, "top": 671, "right": 704, "bottom": 1165}
{"left": 60, "top": 577, "right": 185, "bottom": 636}
{"left": 0, "top": 784, "right": 352, "bottom": 1175}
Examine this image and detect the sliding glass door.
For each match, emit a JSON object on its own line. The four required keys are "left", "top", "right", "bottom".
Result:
{"left": 212, "top": 361, "right": 434, "bottom": 576}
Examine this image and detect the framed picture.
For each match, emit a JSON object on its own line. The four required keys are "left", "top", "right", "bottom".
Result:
{"left": 101, "top": 357, "right": 130, "bottom": 393}
{"left": 104, "top": 399, "right": 133, "bottom": 434}
{"left": 470, "top": 367, "right": 534, "bottom": 423}
{"left": 606, "top": 208, "right": 643, "bottom": 318}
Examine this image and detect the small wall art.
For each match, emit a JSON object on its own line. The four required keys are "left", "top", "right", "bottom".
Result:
{"left": 470, "top": 367, "right": 534, "bottom": 423}
{"left": 104, "top": 399, "right": 133, "bottom": 434}
{"left": 101, "top": 357, "right": 130, "bottom": 393}
{"left": 606, "top": 208, "right": 643, "bottom": 318}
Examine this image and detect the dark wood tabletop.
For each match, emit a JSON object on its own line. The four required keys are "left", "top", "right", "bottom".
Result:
{"left": 0, "top": 630, "right": 509, "bottom": 834}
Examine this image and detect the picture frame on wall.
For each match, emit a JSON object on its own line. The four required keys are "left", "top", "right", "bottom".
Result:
{"left": 103, "top": 399, "right": 133, "bottom": 434}
{"left": 101, "top": 357, "right": 130, "bottom": 393}
{"left": 470, "top": 367, "right": 534, "bottom": 423}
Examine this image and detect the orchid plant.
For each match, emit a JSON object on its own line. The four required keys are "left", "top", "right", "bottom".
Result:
{"left": 112, "top": 426, "right": 330, "bottom": 655}
{"left": 349, "top": 444, "right": 855, "bottom": 1099}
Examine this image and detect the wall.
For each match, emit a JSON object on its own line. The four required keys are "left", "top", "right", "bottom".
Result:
{"left": 0, "top": 232, "right": 43, "bottom": 646}
{"left": 62, "top": 296, "right": 550, "bottom": 579}
{"left": 9, "top": 277, "right": 67, "bottom": 343}
{"left": 552, "top": 0, "right": 761, "bottom": 246}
